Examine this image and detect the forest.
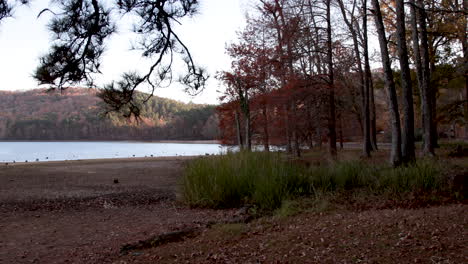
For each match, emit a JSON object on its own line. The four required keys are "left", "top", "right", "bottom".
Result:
{"left": 216, "top": 0, "right": 467, "bottom": 166}
{"left": 0, "top": 88, "right": 218, "bottom": 140}
{"left": 0, "top": 0, "right": 466, "bottom": 166}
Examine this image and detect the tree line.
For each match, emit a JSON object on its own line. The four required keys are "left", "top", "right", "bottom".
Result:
{"left": 1, "top": 0, "right": 466, "bottom": 165}
{"left": 217, "top": 0, "right": 467, "bottom": 166}
{"left": 0, "top": 88, "right": 218, "bottom": 140}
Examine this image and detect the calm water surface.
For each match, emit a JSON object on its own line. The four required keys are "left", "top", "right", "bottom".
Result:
{"left": 0, "top": 141, "right": 226, "bottom": 162}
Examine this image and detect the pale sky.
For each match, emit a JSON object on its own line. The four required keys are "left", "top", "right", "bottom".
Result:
{"left": 0, "top": 0, "right": 253, "bottom": 104}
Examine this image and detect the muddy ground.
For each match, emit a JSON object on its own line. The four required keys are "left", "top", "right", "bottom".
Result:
{"left": 0, "top": 157, "right": 238, "bottom": 264}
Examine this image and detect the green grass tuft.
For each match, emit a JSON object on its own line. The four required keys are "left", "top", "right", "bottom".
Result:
{"left": 182, "top": 151, "right": 311, "bottom": 210}
{"left": 181, "top": 152, "right": 449, "bottom": 211}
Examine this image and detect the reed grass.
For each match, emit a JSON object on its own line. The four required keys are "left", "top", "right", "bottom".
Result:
{"left": 181, "top": 151, "right": 447, "bottom": 210}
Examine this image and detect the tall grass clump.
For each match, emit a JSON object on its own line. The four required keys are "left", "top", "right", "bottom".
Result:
{"left": 182, "top": 152, "right": 447, "bottom": 211}
{"left": 306, "top": 161, "right": 376, "bottom": 193}
{"left": 181, "top": 151, "right": 311, "bottom": 210}
{"left": 376, "top": 159, "right": 444, "bottom": 194}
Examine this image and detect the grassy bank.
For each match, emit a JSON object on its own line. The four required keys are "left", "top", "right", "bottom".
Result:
{"left": 181, "top": 151, "right": 461, "bottom": 211}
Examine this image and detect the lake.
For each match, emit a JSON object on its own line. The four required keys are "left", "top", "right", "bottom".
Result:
{"left": 0, "top": 141, "right": 227, "bottom": 162}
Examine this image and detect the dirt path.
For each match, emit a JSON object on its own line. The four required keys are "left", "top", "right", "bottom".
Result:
{"left": 0, "top": 157, "right": 237, "bottom": 264}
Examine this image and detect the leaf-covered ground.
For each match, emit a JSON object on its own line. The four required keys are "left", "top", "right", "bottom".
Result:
{"left": 116, "top": 204, "right": 467, "bottom": 264}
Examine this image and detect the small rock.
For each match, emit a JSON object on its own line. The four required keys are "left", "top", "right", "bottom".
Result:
{"left": 113, "top": 179, "right": 119, "bottom": 184}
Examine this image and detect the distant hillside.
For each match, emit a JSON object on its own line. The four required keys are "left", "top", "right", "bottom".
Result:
{"left": 0, "top": 88, "right": 219, "bottom": 140}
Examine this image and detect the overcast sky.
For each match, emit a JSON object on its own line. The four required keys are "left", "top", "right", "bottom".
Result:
{"left": 0, "top": 0, "right": 253, "bottom": 104}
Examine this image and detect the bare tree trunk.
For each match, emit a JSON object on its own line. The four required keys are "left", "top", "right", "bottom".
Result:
{"left": 460, "top": 0, "right": 468, "bottom": 139}
{"left": 236, "top": 77, "right": 251, "bottom": 152}
{"left": 395, "top": 0, "right": 415, "bottom": 162}
{"left": 428, "top": 36, "right": 438, "bottom": 148}
{"left": 262, "top": 104, "right": 270, "bottom": 152}
{"left": 316, "top": 101, "right": 323, "bottom": 148}
{"left": 465, "top": 43, "right": 468, "bottom": 139}
{"left": 372, "top": 0, "right": 402, "bottom": 166}
{"left": 416, "top": 0, "right": 435, "bottom": 156}
{"left": 369, "top": 70, "right": 378, "bottom": 150}
{"left": 326, "top": 0, "right": 337, "bottom": 158}
{"left": 339, "top": 113, "right": 344, "bottom": 149}
{"left": 293, "top": 131, "right": 301, "bottom": 157}
{"left": 234, "top": 110, "right": 243, "bottom": 150}
{"left": 285, "top": 104, "right": 292, "bottom": 153}
{"left": 409, "top": 0, "right": 425, "bottom": 144}
{"left": 292, "top": 102, "right": 301, "bottom": 157}
{"left": 337, "top": 0, "right": 370, "bottom": 157}
{"left": 362, "top": 0, "right": 377, "bottom": 150}
{"left": 244, "top": 92, "right": 251, "bottom": 151}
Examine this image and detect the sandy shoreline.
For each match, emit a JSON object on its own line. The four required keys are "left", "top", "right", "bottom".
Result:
{"left": 3, "top": 155, "right": 202, "bottom": 166}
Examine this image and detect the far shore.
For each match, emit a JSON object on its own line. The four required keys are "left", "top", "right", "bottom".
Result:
{"left": 0, "top": 139, "right": 221, "bottom": 144}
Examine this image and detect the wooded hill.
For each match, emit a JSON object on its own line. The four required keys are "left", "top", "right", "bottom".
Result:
{"left": 0, "top": 88, "right": 218, "bottom": 140}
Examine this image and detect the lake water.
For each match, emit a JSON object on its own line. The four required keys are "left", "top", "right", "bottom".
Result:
{"left": 0, "top": 141, "right": 227, "bottom": 162}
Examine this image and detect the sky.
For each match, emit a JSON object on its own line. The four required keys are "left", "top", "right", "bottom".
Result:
{"left": 0, "top": 0, "right": 254, "bottom": 104}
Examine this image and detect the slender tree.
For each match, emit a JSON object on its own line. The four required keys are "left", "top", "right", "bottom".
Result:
{"left": 395, "top": 0, "right": 415, "bottom": 162}
{"left": 361, "top": 0, "right": 378, "bottom": 151}
{"left": 326, "top": 0, "right": 337, "bottom": 158}
{"left": 337, "top": 0, "right": 371, "bottom": 157}
{"left": 372, "top": 0, "right": 402, "bottom": 166}
{"left": 416, "top": 0, "right": 435, "bottom": 156}
{"left": 458, "top": 0, "right": 468, "bottom": 138}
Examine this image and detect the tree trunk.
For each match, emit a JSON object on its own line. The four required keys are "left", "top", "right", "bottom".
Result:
{"left": 339, "top": 113, "right": 344, "bottom": 149}
{"left": 337, "top": 0, "right": 370, "bottom": 157}
{"left": 262, "top": 104, "right": 270, "bottom": 152}
{"left": 243, "top": 92, "right": 251, "bottom": 151}
{"left": 369, "top": 70, "right": 378, "bottom": 150}
{"left": 234, "top": 110, "right": 243, "bottom": 150}
{"left": 409, "top": 0, "right": 425, "bottom": 143}
{"left": 292, "top": 102, "right": 301, "bottom": 157}
{"left": 372, "top": 0, "right": 402, "bottom": 166}
{"left": 362, "top": 0, "right": 375, "bottom": 153}
{"left": 460, "top": 0, "right": 468, "bottom": 139}
{"left": 416, "top": 0, "right": 435, "bottom": 156}
{"left": 395, "top": 0, "right": 415, "bottom": 162}
{"left": 427, "top": 31, "right": 438, "bottom": 147}
{"left": 326, "top": 0, "right": 337, "bottom": 158}
{"left": 285, "top": 104, "right": 292, "bottom": 153}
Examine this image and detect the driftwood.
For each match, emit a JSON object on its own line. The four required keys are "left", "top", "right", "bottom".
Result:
{"left": 120, "top": 228, "right": 199, "bottom": 255}
{"left": 120, "top": 206, "right": 254, "bottom": 255}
